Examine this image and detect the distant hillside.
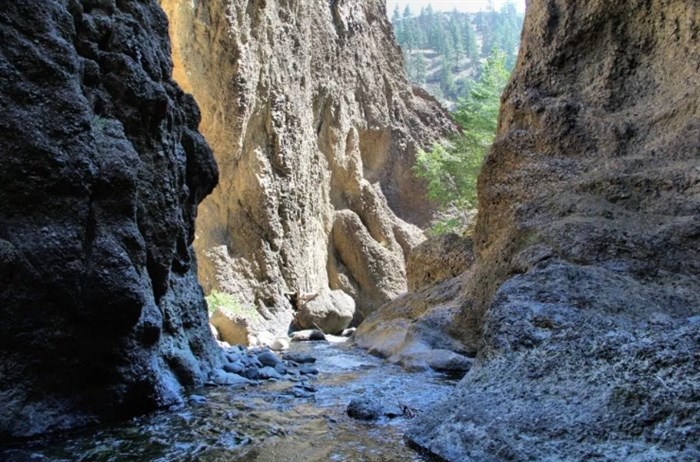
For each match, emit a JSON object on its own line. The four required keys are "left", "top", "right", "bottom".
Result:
{"left": 391, "top": 3, "right": 523, "bottom": 108}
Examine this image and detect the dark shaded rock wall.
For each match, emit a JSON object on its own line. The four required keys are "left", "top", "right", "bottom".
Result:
{"left": 0, "top": 0, "right": 220, "bottom": 439}
{"left": 406, "top": 0, "right": 700, "bottom": 460}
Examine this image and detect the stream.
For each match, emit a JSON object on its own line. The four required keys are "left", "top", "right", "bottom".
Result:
{"left": 2, "top": 340, "right": 457, "bottom": 462}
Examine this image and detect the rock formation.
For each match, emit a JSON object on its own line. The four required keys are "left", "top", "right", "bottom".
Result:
{"left": 160, "top": 0, "right": 456, "bottom": 333}
{"left": 401, "top": 1, "right": 700, "bottom": 460}
{"left": 0, "top": 0, "right": 220, "bottom": 439}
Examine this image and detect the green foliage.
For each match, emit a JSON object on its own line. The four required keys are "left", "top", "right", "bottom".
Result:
{"left": 392, "top": 3, "right": 523, "bottom": 103}
{"left": 407, "top": 51, "right": 428, "bottom": 84}
{"left": 428, "top": 217, "right": 463, "bottom": 236}
{"left": 414, "top": 51, "right": 510, "bottom": 212}
{"left": 205, "top": 290, "right": 258, "bottom": 319}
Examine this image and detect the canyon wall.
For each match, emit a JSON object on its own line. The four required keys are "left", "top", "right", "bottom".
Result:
{"left": 405, "top": 0, "right": 700, "bottom": 460}
{"left": 160, "top": 0, "right": 455, "bottom": 332}
{"left": 0, "top": 0, "right": 220, "bottom": 438}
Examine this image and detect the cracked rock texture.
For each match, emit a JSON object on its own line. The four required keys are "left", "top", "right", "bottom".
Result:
{"left": 160, "top": 0, "right": 455, "bottom": 333}
{"left": 405, "top": 1, "right": 700, "bottom": 460}
{"left": 0, "top": 0, "right": 220, "bottom": 439}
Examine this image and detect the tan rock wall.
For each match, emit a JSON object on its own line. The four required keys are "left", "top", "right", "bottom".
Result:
{"left": 161, "top": 0, "right": 455, "bottom": 332}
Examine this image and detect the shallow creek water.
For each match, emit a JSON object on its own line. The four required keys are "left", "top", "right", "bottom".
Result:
{"left": 2, "top": 341, "right": 457, "bottom": 462}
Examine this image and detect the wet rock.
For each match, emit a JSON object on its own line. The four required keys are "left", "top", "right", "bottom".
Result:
{"left": 223, "top": 363, "right": 244, "bottom": 375}
{"left": 347, "top": 397, "right": 402, "bottom": 421}
{"left": 240, "top": 368, "right": 261, "bottom": 381}
{"left": 188, "top": 395, "right": 207, "bottom": 404}
{"left": 290, "top": 330, "right": 327, "bottom": 342}
{"left": 257, "top": 350, "right": 282, "bottom": 368}
{"left": 273, "top": 362, "right": 287, "bottom": 375}
{"left": 284, "top": 353, "right": 317, "bottom": 364}
{"left": 341, "top": 328, "right": 357, "bottom": 338}
{"left": 299, "top": 365, "right": 319, "bottom": 376}
{"left": 397, "top": 350, "right": 473, "bottom": 375}
{"left": 257, "top": 367, "right": 283, "bottom": 381}
{"left": 210, "top": 371, "right": 251, "bottom": 387}
{"left": 294, "top": 290, "right": 356, "bottom": 335}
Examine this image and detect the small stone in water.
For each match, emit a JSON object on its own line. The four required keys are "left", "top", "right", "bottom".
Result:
{"left": 341, "top": 327, "right": 356, "bottom": 337}
{"left": 189, "top": 394, "right": 207, "bottom": 404}
{"left": 290, "top": 329, "right": 326, "bottom": 342}
{"left": 257, "top": 350, "right": 282, "bottom": 367}
{"left": 223, "top": 362, "right": 244, "bottom": 374}
{"left": 274, "top": 362, "right": 287, "bottom": 374}
{"left": 299, "top": 364, "right": 319, "bottom": 375}
{"left": 284, "top": 352, "right": 316, "bottom": 364}
{"left": 258, "top": 366, "right": 283, "bottom": 380}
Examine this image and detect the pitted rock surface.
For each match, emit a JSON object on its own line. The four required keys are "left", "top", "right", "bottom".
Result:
{"left": 0, "top": 0, "right": 220, "bottom": 439}
{"left": 160, "top": 0, "right": 457, "bottom": 332}
{"left": 404, "top": 1, "right": 700, "bottom": 460}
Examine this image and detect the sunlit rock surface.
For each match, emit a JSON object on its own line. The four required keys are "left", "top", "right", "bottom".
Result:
{"left": 160, "top": 0, "right": 456, "bottom": 332}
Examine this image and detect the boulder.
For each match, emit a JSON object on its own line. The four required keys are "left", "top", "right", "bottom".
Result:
{"left": 294, "top": 290, "right": 356, "bottom": 334}
{"left": 209, "top": 370, "right": 252, "bottom": 387}
{"left": 209, "top": 309, "right": 251, "bottom": 346}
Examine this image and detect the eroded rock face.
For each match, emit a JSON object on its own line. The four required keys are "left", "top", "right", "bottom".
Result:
{"left": 406, "top": 233, "right": 474, "bottom": 292}
{"left": 0, "top": 0, "right": 220, "bottom": 439}
{"left": 406, "top": 1, "right": 700, "bottom": 460}
{"left": 160, "top": 0, "right": 455, "bottom": 333}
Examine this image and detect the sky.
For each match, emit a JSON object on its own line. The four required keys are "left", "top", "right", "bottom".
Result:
{"left": 386, "top": 0, "right": 527, "bottom": 15}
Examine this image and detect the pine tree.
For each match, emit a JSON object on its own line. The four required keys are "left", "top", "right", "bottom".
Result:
{"left": 414, "top": 51, "right": 510, "bottom": 214}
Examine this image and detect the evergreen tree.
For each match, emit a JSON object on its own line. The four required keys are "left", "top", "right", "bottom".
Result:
{"left": 414, "top": 51, "right": 510, "bottom": 214}
{"left": 463, "top": 17, "right": 479, "bottom": 63}
{"left": 410, "top": 52, "right": 428, "bottom": 84}
{"left": 392, "top": 5, "right": 404, "bottom": 44}
{"left": 391, "top": 4, "right": 401, "bottom": 23}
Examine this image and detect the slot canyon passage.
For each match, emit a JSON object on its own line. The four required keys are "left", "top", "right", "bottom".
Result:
{"left": 0, "top": 0, "right": 698, "bottom": 461}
